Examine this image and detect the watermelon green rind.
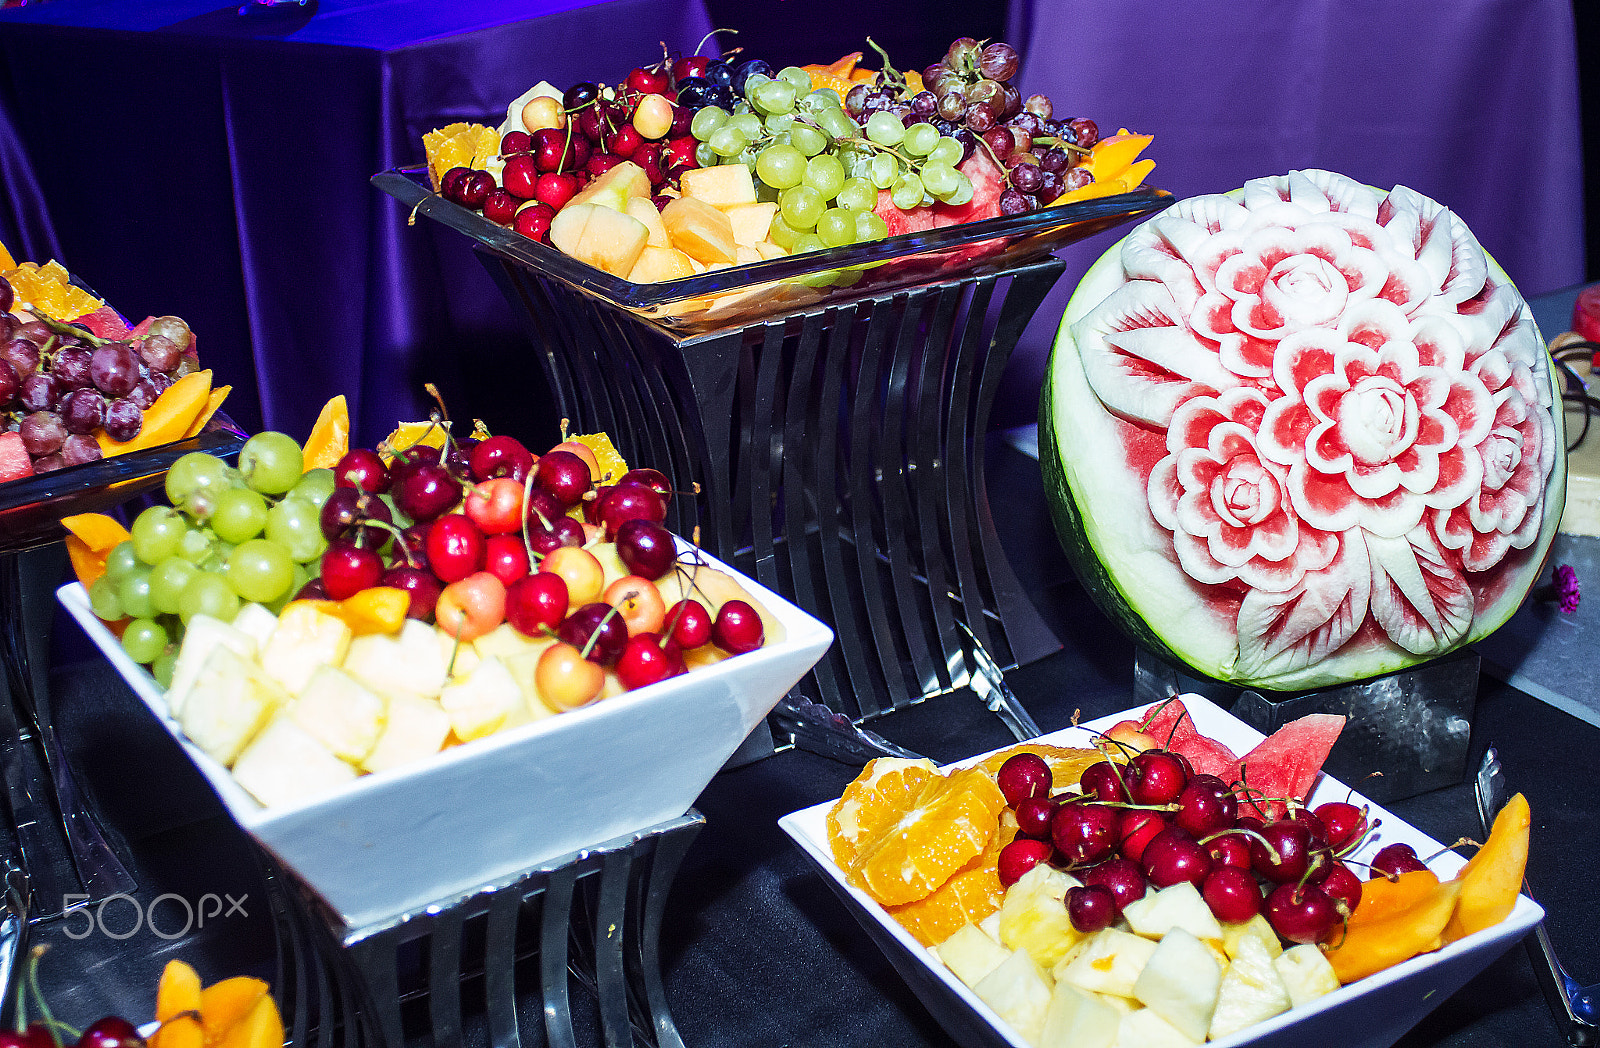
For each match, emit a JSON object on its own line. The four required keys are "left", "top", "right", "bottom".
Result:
{"left": 1040, "top": 193, "right": 1567, "bottom": 693}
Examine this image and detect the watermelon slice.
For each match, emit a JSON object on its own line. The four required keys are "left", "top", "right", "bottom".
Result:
{"left": 1114, "top": 698, "right": 1242, "bottom": 780}
{"left": 1041, "top": 169, "right": 1566, "bottom": 691}
{"left": 1235, "top": 713, "right": 1346, "bottom": 821}
{"left": 73, "top": 304, "right": 130, "bottom": 341}
{"left": 0, "top": 432, "right": 34, "bottom": 483}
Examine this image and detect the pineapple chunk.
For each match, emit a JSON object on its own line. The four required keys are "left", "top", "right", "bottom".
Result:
{"left": 342, "top": 618, "right": 449, "bottom": 702}
{"left": 1038, "top": 982, "right": 1122, "bottom": 1048}
{"left": 259, "top": 603, "right": 352, "bottom": 695}
{"left": 1053, "top": 927, "right": 1158, "bottom": 999}
{"left": 438, "top": 655, "right": 522, "bottom": 741}
{"left": 472, "top": 623, "right": 547, "bottom": 662}
{"left": 1110, "top": 1008, "right": 1198, "bottom": 1048}
{"left": 978, "top": 911, "right": 1003, "bottom": 942}
{"left": 438, "top": 626, "right": 481, "bottom": 680}
{"left": 1123, "top": 882, "right": 1224, "bottom": 942}
{"left": 1132, "top": 929, "right": 1222, "bottom": 1042}
{"left": 291, "top": 666, "right": 387, "bottom": 763}
{"left": 935, "top": 923, "right": 1011, "bottom": 989}
{"left": 500, "top": 644, "right": 562, "bottom": 719}
{"left": 1274, "top": 944, "right": 1340, "bottom": 1008}
{"left": 361, "top": 693, "right": 453, "bottom": 774}
{"left": 231, "top": 602, "right": 280, "bottom": 650}
{"left": 165, "top": 615, "right": 257, "bottom": 718}
{"left": 973, "top": 949, "right": 1053, "bottom": 1046}
{"left": 1208, "top": 935, "right": 1290, "bottom": 1040}
{"left": 232, "top": 713, "right": 358, "bottom": 807}
{"left": 1221, "top": 913, "right": 1284, "bottom": 962}
{"left": 999, "top": 864, "right": 1086, "bottom": 969}
{"left": 179, "top": 646, "right": 286, "bottom": 766}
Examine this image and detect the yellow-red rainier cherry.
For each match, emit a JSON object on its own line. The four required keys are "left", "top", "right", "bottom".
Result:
{"left": 434, "top": 571, "right": 506, "bottom": 642}
{"left": 535, "top": 641, "right": 605, "bottom": 710}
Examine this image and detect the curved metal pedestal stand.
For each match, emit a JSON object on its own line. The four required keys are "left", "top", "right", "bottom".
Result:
{"left": 265, "top": 812, "right": 705, "bottom": 1047}
{"left": 485, "top": 254, "right": 1068, "bottom": 753}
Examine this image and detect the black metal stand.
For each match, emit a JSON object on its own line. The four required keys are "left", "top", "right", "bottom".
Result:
{"left": 1133, "top": 647, "right": 1481, "bottom": 803}
{"left": 484, "top": 253, "right": 1066, "bottom": 740}
{"left": 265, "top": 813, "right": 705, "bottom": 1048}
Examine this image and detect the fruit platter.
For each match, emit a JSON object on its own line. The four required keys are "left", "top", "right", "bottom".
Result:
{"left": 376, "top": 35, "right": 1171, "bottom": 332}
{"left": 780, "top": 697, "right": 1541, "bottom": 1048}
{"left": 0, "top": 248, "right": 241, "bottom": 550}
{"left": 57, "top": 409, "right": 832, "bottom": 927}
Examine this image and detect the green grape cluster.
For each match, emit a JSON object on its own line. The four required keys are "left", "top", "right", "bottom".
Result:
{"left": 687, "top": 64, "right": 973, "bottom": 256}
{"left": 90, "top": 432, "right": 333, "bottom": 686}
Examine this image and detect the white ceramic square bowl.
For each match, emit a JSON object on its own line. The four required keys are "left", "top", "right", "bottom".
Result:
{"left": 62, "top": 546, "right": 832, "bottom": 930}
{"left": 780, "top": 698, "right": 1543, "bottom": 1048}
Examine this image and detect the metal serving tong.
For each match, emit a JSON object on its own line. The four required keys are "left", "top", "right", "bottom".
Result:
{"left": 1475, "top": 748, "right": 1597, "bottom": 1045}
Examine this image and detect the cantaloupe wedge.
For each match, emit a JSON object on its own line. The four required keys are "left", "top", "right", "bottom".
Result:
{"left": 181, "top": 384, "right": 232, "bottom": 440}
{"left": 662, "top": 197, "right": 736, "bottom": 265}
{"left": 98, "top": 370, "right": 214, "bottom": 456}
{"left": 680, "top": 165, "right": 758, "bottom": 208}
{"left": 628, "top": 245, "right": 696, "bottom": 284}
{"left": 625, "top": 197, "right": 671, "bottom": 249}
{"left": 150, "top": 959, "right": 204, "bottom": 1048}
{"left": 1053, "top": 131, "right": 1156, "bottom": 205}
{"left": 214, "top": 993, "right": 284, "bottom": 1048}
{"left": 61, "top": 512, "right": 132, "bottom": 592}
{"left": 199, "top": 976, "right": 269, "bottom": 1042}
{"left": 1443, "top": 792, "right": 1530, "bottom": 943}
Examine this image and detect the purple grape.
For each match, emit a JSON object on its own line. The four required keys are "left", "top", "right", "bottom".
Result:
{"left": 126, "top": 379, "right": 159, "bottom": 410}
{"left": 978, "top": 42, "right": 1019, "bottom": 82}
{"left": 1062, "top": 166, "right": 1092, "bottom": 192}
{"left": 15, "top": 321, "right": 48, "bottom": 343}
{"left": 1010, "top": 162, "right": 1043, "bottom": 194}
{"left": 90, "top": 343, "right": 139, "bottom": 396}
{"left": 0, "top": 314, "right": 15, "bottom": 341}
{"left": 53, "top": 346, "right": 93, "bottom": 389}
{"left": 1023, "top": 93, "right": 1053, "bottom": 120}
{"left": 845, "top": 83, "right": 870, "bottom": 115}
{"left": 999, "top": 187, "right": 1033, "bottom": 215}
{"left": 145, "top": 316, "right": 193, "bottom": 353}
{"left": 1040, "top": 147, "right": 1069, "bottom": 173}
{"left": 60, "top": 433, "right": 103, "bottom": 467}
{"left": 60, "top": 388, "right": 107, "bottom": 434}
{"left": 32, "top": 453, "right": 66, "bottom": 473}
{"left": 19, "top": 372, "right": 60, "bottom": 412}
{"left": 0, "top": 276, "right": 12, "bottom": 314}
{"left": 2, "top": 337, "right": 40, "bottom": 377}
{"left": 964, "top": 101, "right": 996, "bottom": 133}
{"left": 1069, "top": 118, "right": 1099, "bottom": 149}
{"left": 18, "top": 411, "right": 66, "bottom": 455}
{"left": 0, "top": 360, "right": 17, "bottom": 405}
{"left": 910, "top": 91, "right": 938, "bottom": 117}
{"left": 1011, "top": 112, "right": 1044, "bottom": 138}
{"left": 103, "top": 398, "right": 142, "bottom": 442}
{"left": 138, "top": 333, "right": 182, "bottom": 373}
{"left": 937, "top": 93, "right": 965, "bottom": 121}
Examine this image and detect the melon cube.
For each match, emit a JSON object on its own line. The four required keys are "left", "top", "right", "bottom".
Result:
{"left": 550, "top": 203, "right": 650, "bottom": 277}
{"left": 754, "top": 241, "right": 788, "bottom": 260}
{"left": 567, "top": 161, "right": 651, "bottom": 212}
{"left": 361, "top": 693, "right": 452, "bottom": 774}
{"left": 628, "top": 245, "right": 697, "bottom": 284}
{"left": 734, "top": 244, "right": 762, "bottom": 265}
{"left": 722, "top": 201, "right": 778, "bottom": 247}
{"left": 679, "top": 164, "right": 757, "bottom": 207}
{"left": 662, "top": 197, "right": 737, "bottom": 265}
{"left": 625, "top": 196, "right": 670, "bottom": 248}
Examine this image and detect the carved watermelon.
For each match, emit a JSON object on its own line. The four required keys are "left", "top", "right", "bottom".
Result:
{"left": 1042, "top": 170, "right": 1565, "bottom": 691}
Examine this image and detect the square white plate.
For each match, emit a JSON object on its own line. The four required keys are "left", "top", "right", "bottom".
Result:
{"left": 780, "top": 698, "right": 1542, "bottom": 1048}
{"left": 63, "top": 544, "right": 832, "bottom": 930}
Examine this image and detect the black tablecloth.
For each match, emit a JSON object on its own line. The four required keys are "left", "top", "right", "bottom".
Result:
{"left": 23, "top": 437, "right": 1599, "bottom": 1046}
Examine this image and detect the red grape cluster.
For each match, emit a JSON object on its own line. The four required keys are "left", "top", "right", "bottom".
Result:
{"left": 914, "top": 37, "right": 1099, "bottom": 214}
{"left": 0, "top": 280, "right": 194, "bottom": 473}
{"left": 992, "top": 747, "right": 1381, "bottom": 946}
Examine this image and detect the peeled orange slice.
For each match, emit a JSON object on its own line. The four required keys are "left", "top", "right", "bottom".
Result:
{"left": 975, "top": 743, "right": 1106, "bottom": 785}
{"left": 887, "top": 808, "right": 1010, "bottom": 946}
{"left": 3, "top": 259, "right": 102, "bottom": 320}
{"left": 422, "top": 122, "right": 500, "bottom": 192}
{"left": 827, "top": 756, "right": 939, "bottom": 868}
{"left": 572, "top": 431, "right": 627, "bottom": 485}
{"left": 832, "top": 762, "right": 1006, "bottom": 907}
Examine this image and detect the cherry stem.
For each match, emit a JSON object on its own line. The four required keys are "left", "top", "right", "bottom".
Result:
{"left": 579, "top": 602, "right": 628, "bottom": 660}
{"left": 1200, "top": 826, "right": 1280, "bottom": 864}
{"left": 360, "top": 517, "right": 417, "bottom": 569}
{"left": 446, "top": 620, "right": 465, "bottom": 678}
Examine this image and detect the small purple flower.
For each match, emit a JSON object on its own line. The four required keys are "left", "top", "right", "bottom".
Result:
{"left": 1540, "top": 563, "right": 1581, "bottom": 614}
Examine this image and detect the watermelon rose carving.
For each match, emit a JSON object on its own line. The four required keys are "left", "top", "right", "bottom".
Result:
{"left": 1043, "top": 169, "right": 1565, "bottom": 689}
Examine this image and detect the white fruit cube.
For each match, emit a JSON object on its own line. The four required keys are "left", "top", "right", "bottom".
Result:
{"left": 1110, "top": 1008, "right": 1198, "bottom": 1048}
{"left": 1038, "top": 982, "right": 1122, "bottom": 1048}
{"left": 999, "top": 863, "right": 1085, "bottom": 969}
{"left": 342, "top": 618, "right": 450, "bottom": 702}
{"left": 935, "top": 923, "right": 1011, "bottom": 989}
{"left": 1132, "top": 929, "right": 1222, "bottom": 1043}
{"left": 722, "top": 202, "right": 778, "bottom": 247}
{"left": 438, "top": 656, "right": 523, "bottom": 741}
{"left": 679, "top": 164, "right": 757, "bottom": 207}
{"left": 361, "top": 693, "right": 453, "bottom": 774}
{"left": 1208, "top": 935, "right": 1290, "bottom": 1040}
{"left": 259, "top": 603, "right": 352, "bottom": 695}
{"left": 1221, "top": 913, "right": 1283, "bottom": 962}
{"left": 973, "top": 949, "right": 1053, "bottom": 1046}
{"left": 1054, "top": 928, "right": 1158, "bottom": 999}
{"left": 500, "top": 645, "right": 561, "bottom": 719}
{"left": 291, "top": 666, "right": 387, "bottom": 763}
{"left": 1123, "top": 882, "right": 1224, "bottom": 942}
{"left": 1274, "top": 944, "right": 1341, "bottom": 1008}
{"left": 231, "top": 602, "right": 280, "bottom": 650}
{"left": 179, "top": 646, "right": 285, "bottom": 766}
{"left": 232, "top": 714, "right": 358, "bottom": 808}
{"left": 979, "top": 911, "right": 1002, "bottom": 943}
{"left": 166, "top": 614, "right": 256, "bottom": 718}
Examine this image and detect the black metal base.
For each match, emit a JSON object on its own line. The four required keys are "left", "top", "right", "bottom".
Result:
{"left": 483, "top": 252, "right": 1066, "bottom": 738}
{"left": 1133, "top": 647, "right": 1480, "bottom": 803}
{"left": 265, "top": 813, "right": 705, "bottom": 1048}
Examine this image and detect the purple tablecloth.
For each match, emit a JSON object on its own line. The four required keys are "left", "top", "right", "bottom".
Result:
{"left": 995, "top": 0, "right": 1587, "bottom": 428}
{"left": 0, "top": 0, "right": 713, "bottom": 440}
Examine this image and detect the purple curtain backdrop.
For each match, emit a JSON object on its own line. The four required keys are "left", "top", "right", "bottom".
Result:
{"left": 0, "top": 0, "right": 713, "bottom": 443}
{"left": 995, "top": 0, "right": 1587, "bottom": 429}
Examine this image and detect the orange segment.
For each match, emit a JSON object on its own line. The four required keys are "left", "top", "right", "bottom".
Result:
{"left": 842, "top": 765, "right": 1007, "bottom": 907}
{"left": 2, "top": 259, "right": 102, "bottom": 320}
{"left": 572, "top": 432, "right": 627, "bottom": 485}
{"left": 182, "top": 385, "right": 232, "bottom": 440}
{"left": 888, "top": 808, "right": 1009, "bottom": 946}
{"left": 422, "top": 122, "right": 500, "bottom": 192}
{"left": 0, "top": 240, "right": 14, "bottom": 270}
{"left": 976, "top": 743, "right": 1107, "bottom": 786}
{"left": 827, "top": 756, "right": 940, "bottom": 868}
{"left": 381, "top": 419, "right": 448, "bottom": 463}
{"left": 303, "top": 394, "right": 351, "bottom": 471}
